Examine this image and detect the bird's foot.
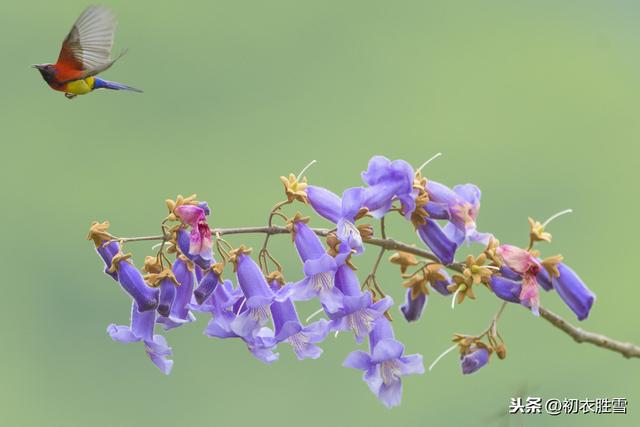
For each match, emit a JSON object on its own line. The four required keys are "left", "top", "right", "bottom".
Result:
{"left": 64, "top": 93, "right": 77, "bottom": 100}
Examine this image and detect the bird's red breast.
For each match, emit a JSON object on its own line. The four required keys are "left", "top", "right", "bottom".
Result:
{"left": 54, "top": 46, "right": 85, "bottom": 83}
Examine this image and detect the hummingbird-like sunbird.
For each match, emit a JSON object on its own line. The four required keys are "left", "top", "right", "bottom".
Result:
{"left": 34, "top": 5, "right": 142, "bottom": 99}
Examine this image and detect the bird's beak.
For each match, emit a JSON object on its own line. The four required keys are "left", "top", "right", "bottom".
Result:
{"left": 32, "top": 64, "right": 43, "bottom": 70}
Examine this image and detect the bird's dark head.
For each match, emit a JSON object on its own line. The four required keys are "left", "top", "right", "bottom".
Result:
{"left": 32, "top": 64, "right": 57, "bottom": 84}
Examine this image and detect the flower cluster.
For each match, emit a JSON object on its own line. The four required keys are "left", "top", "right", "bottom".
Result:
{"left": 87, "top": 155, "right": 595, "bottom": 407}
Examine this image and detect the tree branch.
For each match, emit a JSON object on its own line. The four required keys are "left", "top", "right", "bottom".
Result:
{"left": 538, "top": 307, "right": 640, "bottom": 359}
{"left": 116, "top": 225, "right": 640, "bottom": 359}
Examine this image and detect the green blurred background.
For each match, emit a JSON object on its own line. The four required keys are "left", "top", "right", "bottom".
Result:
{"left": 1, "top": 0, "right": 639, "bottom": 425}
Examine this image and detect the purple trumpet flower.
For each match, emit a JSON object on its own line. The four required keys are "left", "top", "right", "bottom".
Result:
{"left": 199, "top": 280, "right": 244, "bottom": 337}
{"left": 230, "top": 252, "right": 277, "bottom": 339}
{"left": 400, "top": 289, "right": 427, "bottom": 322}
{"left": 552, "top": 263, "right": 595, "bottom": 321}
{"left": 461, "top": 346, "right": 490, "bottom": 375}
{"left": 490, "top": 275, "right": 522, "bottom": 304}
{"left": 292, "top": 219, "right": 324, "bottom": 263}
{"left": 157, "top": 258, "right": 196, "bottom": 330}
{"left": 96, "top": 240, "right": 120, "bottom": 281}
{"left": 424, "top": 201, "right": 451, "bottom": 220}
{"left": 157, "top": 277, "right": 176, "bottom": 317}
{"left": 307, "top": 185, "right": 365, "bottom": 253}
{"left": 426, "top": 181, "right": 492, "bottom": 246}
{"left": 361, "top": 156, "right": 416, "bottom": 219}
{"left": 288, "top": 221, "right": 344, "bottom": 312}
{"left": 200, "top": 280, "right": 279, "bottom": 364}
{"left": 176, "top": 228, "right": 212, "bottom": 270}
{"left": 416, "top": 219, "right": 457, "bottom": 265}
{"left": 107, "top": 301, "right": 173, "bottom": 374}
{"left": 330, "top": 264, "right": 393, "bottom": 342}
{"left": 270, "top": 285, "right": 330, "bottom": 360}
{"left": 241, "top": 328, "right": 280, "bottom": 364}
{"left": 500, "top": 266, "right": 522, "bottom": 281}
{"left": 111, "top": 256, "right": 159, "bottom": 312}
{"left": 194, "top": 269, "right": 219, "bottom": 305}
{"left": 343, "top": 318, "right": 424, "bottom": 408}
{"left": 431, "top": 268, "right": 452, "bottom": 296}
{"left": 536, "top": 268, "right": 553, "bottom": 291}
{"left": 88, "top": 222, "right": 120, "bottom": 281}
{"left": 195, "top": 264, "right": 204, "bottom": 282}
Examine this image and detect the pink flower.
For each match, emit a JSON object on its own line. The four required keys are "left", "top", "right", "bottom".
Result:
{"left": 496, "top": 245, "right": 540, "bottom": 275}
{"left": 496, "top": 245, "right": 541, "bottom": 315}
{"left": 519, "top": 274, "right": 540, "bottom": 316}
{"left": 175, "top": 205, "right": 212, "bottom": 258}
{"left": 189, "top": 221, "right": 212, "bottom": 257}
{"left": 174, "top": 205, "right": 205, "bottom": 226}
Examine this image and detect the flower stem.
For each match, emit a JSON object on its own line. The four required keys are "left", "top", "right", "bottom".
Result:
{"left": 259, "top": 200, "right": 290, "bottom": 273}
{"left": 363, "top": 218, "right": 389, "bottom": 299}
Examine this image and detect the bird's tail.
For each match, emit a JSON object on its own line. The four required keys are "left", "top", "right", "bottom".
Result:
{"left": 93, "top": 77, "right": 143, "bottom": 93}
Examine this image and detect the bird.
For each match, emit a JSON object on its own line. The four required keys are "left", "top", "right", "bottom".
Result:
{"left": 33, "top": 5, "right": 142, "bottom": 99}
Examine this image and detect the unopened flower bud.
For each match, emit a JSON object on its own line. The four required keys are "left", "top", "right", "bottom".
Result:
{"left": 496, "top": 343, "right": 507, "bottom": 360}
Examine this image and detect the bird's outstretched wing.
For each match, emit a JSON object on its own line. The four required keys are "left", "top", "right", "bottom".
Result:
{"left": 55, "top": 5, "right": 120, "bottom": 82}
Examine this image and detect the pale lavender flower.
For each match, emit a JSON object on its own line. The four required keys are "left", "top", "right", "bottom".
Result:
{"left": 230, "top": 253, "right": 277, "bottom": 339}
{"left": 343, "top": 318, "right": 424, "bottom": 408}
{"left": 361, "top": 156, "right": 416, "bottom": 219}
{"left": 288, "top": 220, "right": 344, "bottom": 312}
{"left": 107, "top": 301, "right": 173, "bottom": 374}
{"left": 426, "top": 181, "right": 492, "bottom": 246}
{"left": 192, "top": 279, "right": 243, "bottom": 336}
{"left": 329, "top": 264, "right": 392, "bottom": 343}
{"left": 157, "top": 258, "right": 196, "bottom": 330}
{"left": 200, "top": 280, "right": 279, "bottom": 364}
{"left": 270, "top": 287, "right": 330, "bottom": 360}
{"left": 307, "top": 185, "right": 365, "bottom": 253}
